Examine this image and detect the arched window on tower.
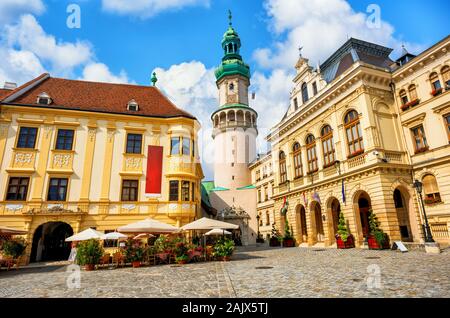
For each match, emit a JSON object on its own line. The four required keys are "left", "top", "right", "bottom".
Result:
{"left": 321, "top": 125, "right": 335, "bottom": 168}
{"left": 292, "top": 142, "right": 302, "bottom": 178}
{"left": 430, "top": 72, "right": 442, "bottom": 95}
{"left": 279, "top": 151, "right": 287, "bottom": 184}
{"left": 301, "top": 83, "right": 309, "bottom": 104}
{"left": 422, "top": 174, "right": 442, "bottom": 205}
{"left": 344, "top": 110, "right": 364, "bottom": 158}
{"left": 306, "top": 134, "right": 318, "bottom": 173}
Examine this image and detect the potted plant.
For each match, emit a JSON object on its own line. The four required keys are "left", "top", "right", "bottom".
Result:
{"left": 123, "top": 238, "right": 145, "bottom": 268}
{"left": 256, "top": 233, "right": 265, "bottom": 243}
{"left": 76, "top": 239, "right": 104, "bottom": 271}
{"left": 367, "top": 209, "right": 390, "bottom": 250}
{"left": 174, "top": 241, "right": 189, "bottom": 264}
{"left": 335, "top": 213, "right": 354, "bottom": 249}
{"left": 213, "top": 238, "right": 235, "bottom": 261}
{"left": 1, "top": 238, "right": 27, "bottom": 260}
{"left": 269, "top": 224, "right": 281, "bottom": 247}
{"left": 282, "top": 219, "right": 295, "bottom": 247}
{"left": 430, "top": 87, "right": 443, "bottom": 96}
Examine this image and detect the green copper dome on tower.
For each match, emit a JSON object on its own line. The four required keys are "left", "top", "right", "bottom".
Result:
{"left": 215, "top": 10, "right": 250, "bottom": 82}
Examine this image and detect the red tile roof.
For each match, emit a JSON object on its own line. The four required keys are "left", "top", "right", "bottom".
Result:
{"left": 3, "top": 74, "right": 195, "bottom": 119}
{"left": 0, "top": 89, "right": 11, "bottom": 100}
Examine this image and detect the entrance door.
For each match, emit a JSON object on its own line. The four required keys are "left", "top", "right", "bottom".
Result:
{"left": 300, "top": 206, "right": 308, "bottom": 242}
{"left": 331, "top": 200, "right": 340, "bottom": 237}
{"left": 30, "top": 222, "right": 73, "bottom": 262}
{"left": 360, "top": 208, "right": 370, "bottom": 238}
{"left": 394, "top": 189, "right": 413, "bottom": 242}
{"left": 314, "top": 205, "right": 324, "bottom": 242}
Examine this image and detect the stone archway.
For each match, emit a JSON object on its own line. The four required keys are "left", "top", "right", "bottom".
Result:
{"left": 295, "top": 204, "right": 308, "bottom": 244}
{"left": 326, "top": 197, "right": 341, "bottom": 245}
{"left": 353, "top": 191, "right": 372, "bottom": 246}
{"left": 310, "top": 201, "right": 324, "bottom": 244}
{"left": 393, "top": 188, "right": 415, "bottom": 242}
{"left": 30, "top": 222, "right": 73, "bottom": 263}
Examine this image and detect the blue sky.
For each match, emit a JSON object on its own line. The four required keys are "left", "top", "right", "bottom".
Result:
{"left": 22, "top": 0, "right": 449, "bottom": 84}
{"left": 0, "top": 0, "right": 448, "bottom": 179}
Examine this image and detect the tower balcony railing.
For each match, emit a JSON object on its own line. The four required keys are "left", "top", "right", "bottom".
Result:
{"left": 214, "top": 120, "right": 257, "bottom": 130}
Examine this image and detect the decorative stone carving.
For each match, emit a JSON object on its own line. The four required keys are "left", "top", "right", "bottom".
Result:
{"left": 107, "top": 129, "right": 115, "bottom": 143}
{"left": 5, "top": 204, "right": 23, "bottom": 212}
{"left": 169, "top": 203, "right": 178, "bottom": 210}
{"left": 122, "top": 204, "right": 136, "bottom": 211}
{"left": 88, "top": 128, "right": 97, "bottom": 142}
{"left": 14, "top": 152, "right": 33, "bottom": 165}
{"left": 125, "top": 157, "right": 141, "bottom": 170}
{"left": 44, "top": 125, "right": 53, "bottom": 138}
{"left": 219, "top": 205, "right": 250, "bottom": 219}
{"left": 53, "top": 154, "right": 71, "bottom": 168}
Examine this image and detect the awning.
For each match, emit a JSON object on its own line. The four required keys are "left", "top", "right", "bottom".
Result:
{"left": 101, "top": 232, "right": 128, "bottom": 240}
{"left": 0, "top": 226, "right": 27, "bottom": 235}
{"left": 65, "top": 228, "right": 104, "bottom": 242}
{"left": 117, "top": 218, "right": 178, "bottom": 233}
{"left": 181, "top": 217, "right": 239, "bottom": 231}
{"left": 204, "top": 229, "right": 232, "bottom": 236}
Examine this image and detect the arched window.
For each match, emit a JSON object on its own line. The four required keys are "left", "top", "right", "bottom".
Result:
{"left": 442, "top": 65, "right": 450, "bottom": 87}
{"left": 292, "top": 142, "right": 302, "bottom": 178}
{"left": 422, "top": 174, "right": 442, "bottom": 204}
{"left": 430, "top": 72, "right": 442, "bottom": 93}
{"left": 399, "top": 89, "right": 408, "bottom": 105}
{"left": 408, "top": 84, "right": 418, "bottom": 101}
{"left": 344, "top": 110, "right": 364, "bottom": 157}
{"left": 321, "top": 125, "right": 335, "bottom": 167}
{"left": 279, "top": 151, "right": 287, "bottom": 184}
{"left": 306, "top": 135, "right": 318, "bottom": 173}
{"left": 301, "top": 83, "right": 309, "bottom": 104}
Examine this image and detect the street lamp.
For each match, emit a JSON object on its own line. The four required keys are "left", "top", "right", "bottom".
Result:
{"left": 256, "top": 214, "right": 261, "bottom": 240}
{"left": 413, "top": 179, "right": 435, "bottom": 243}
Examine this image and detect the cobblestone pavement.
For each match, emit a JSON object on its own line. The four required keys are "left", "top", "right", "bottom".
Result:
{"left": 1, "top": 247, "right": 449, "bottom": 298}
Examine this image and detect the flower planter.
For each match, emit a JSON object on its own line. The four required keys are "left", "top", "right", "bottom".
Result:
{"left": 431, "top": 88, "right": 443, "bottom": 97}
{"left": 220, "top": 256, "right": 231, "bottom": 262}
{"left": 176, "top": 260, "right": 188, "bottom": 265}
{"left": 132, "top": 261, "right": 141, "bottom": 268}
{"left": 84, "top": 264, "right": 95, "bottom": 271}
{"left": 336, "top": 235, "right": 355, "bottom": 249}
{"left": 282, "top": 239, "right": 295, "bottom": 247}
{"left": 368, "top": 235, "right": 390, "bottom": 250}
{"left": 269, "top": 238, "right": 281, "bottom": 247}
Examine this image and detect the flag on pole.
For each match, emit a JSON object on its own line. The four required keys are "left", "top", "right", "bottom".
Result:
{"left": 281, "top": 196, "right": 289, "bottom": 216}
{"left": 313, "top": 192, "right": 321, "bottom": 204}
{"left": 342, "top": 179, "right": 346, "bottom": 205}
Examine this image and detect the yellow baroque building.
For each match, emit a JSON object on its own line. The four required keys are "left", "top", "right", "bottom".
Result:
{"left": 0, "top": 73, "right": 204, "bottom": 264}
{"left": 250, "top": 36, "right": 450, "bottom": 248}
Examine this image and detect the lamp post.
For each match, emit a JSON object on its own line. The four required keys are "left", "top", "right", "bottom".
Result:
{"left": 413, "top": 179, "right": 435, "bottom": 243}
{"left": 256, "top": 215, "right": 261, "bottom": 240}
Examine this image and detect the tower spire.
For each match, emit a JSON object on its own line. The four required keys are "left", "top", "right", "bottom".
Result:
{"left": 228, "top": 9, "right": 232, "bottom": 26}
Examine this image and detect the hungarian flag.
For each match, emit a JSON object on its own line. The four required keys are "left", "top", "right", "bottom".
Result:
{"left": 281, "top": 196, "right": 289, "bottom": 216}
{"left": 145, "top": 145, "right": 163, "bottom": 197}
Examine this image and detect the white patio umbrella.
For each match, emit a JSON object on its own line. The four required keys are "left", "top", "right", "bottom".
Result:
{"left": 117, "top": 218, "right": 178, "bottom": 233}
{"left": 65, "top": 228, "right": 104, "bottom": 242}
{"left": 0, "top": 225, "right": 27, "bottom": 235}
{"left": 204, "top": 229, "right": 232, "bottom": 236}
{"left": 101, "top": 232, "right": 127, "bottom": 240}
{"left": 133, "top": 233, "right": 155, "bottom": 240}
{"left": 181, "top": 217, "right": 239, "bottom": 231}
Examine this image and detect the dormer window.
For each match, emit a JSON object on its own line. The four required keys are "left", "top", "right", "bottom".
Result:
{"left": 229, "top": 83, "right": 234, "bottom": 91}
{"left": 127, "top": 99, "right": 139, "bottom": 111}
{"left": 37, "top": 92, "right": 52, "bottom": 105}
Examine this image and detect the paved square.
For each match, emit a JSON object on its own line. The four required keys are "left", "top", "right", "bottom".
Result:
{"left": 1, "top": 247, "right": 449, "bottom": 298}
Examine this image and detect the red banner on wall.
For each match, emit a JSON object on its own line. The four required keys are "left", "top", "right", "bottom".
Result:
{"left": 145, "top": 145, "right": 163, "bottom": 196}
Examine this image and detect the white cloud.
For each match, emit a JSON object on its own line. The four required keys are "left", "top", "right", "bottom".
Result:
{"left": 0, "top": 48, "right": 45, "bottom": 86}
{"left": 0, "top": 14, "right": 131, "bottom": 87}
{"left": 80, "top": 62, "right": 130, "bottom": 84}
{"left": 254, "top": 0, "right": 425, "bottom": 70}
{"left": 0, "top": 0, "right": 45, "bottom": 25}
{"left": 102, "top": 0, "right": 210, "bottom": 19}
{"left": 5, "top": 14, "right": 92, "bottom": 74}
{"left": 153, "top": 61, "right": 217, "bottom": 178}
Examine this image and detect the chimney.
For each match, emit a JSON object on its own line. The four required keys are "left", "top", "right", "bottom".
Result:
{"left": 3, "top": 82, "right": 17, "bottom": 90}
